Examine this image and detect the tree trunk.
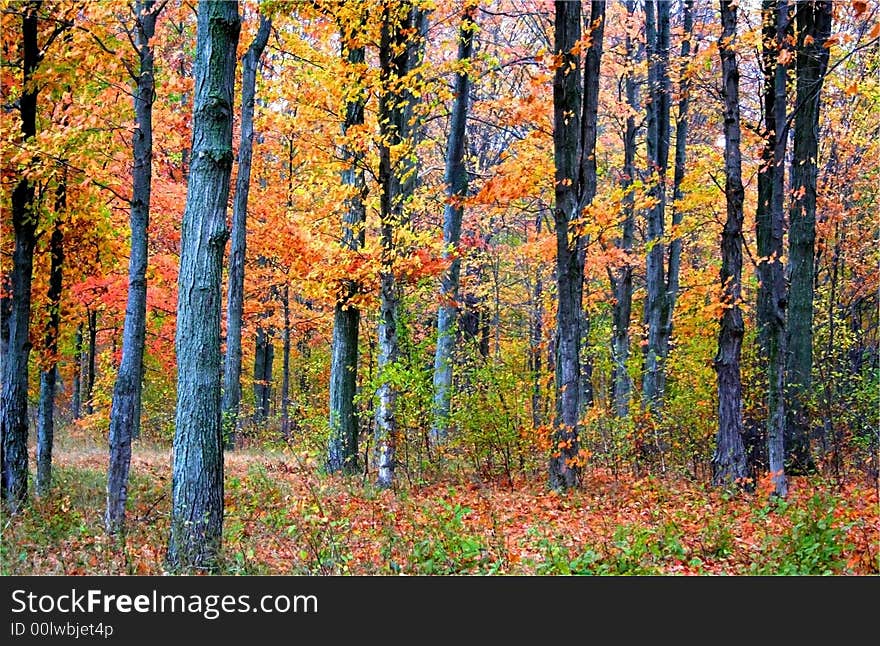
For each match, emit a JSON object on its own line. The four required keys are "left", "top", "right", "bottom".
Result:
{"left": 326, "top": 28, "right": 367, "bottom": 471}
{"left": 168, "top": 0, "right": 240, "bottom": 572}
{"left": 85, "top": 308, "right": 97, "bottom": 415}
{"left": 1, "top": 1, "right": 41, "bottom": 512}
{"left": 252, "top": 325, "right": 273, "bottom": 425}
{"left": 326, "top": 28, "right": 366, "bottom": 473}
{"left": 755, "top": 0, "right": 789, "bottom": 497}
{"left": 785, "top": 0, "right": 832, "bottom": 474}
{"left": 712, "top": 0, "right": 748, "bottom": 487}
{"left": 661, "top": 0, "right": 692, "bottom": 379}
{"left": 611, "top": 0, "right": 637, "bottom": 419}
{"left": 374, "top": 1, "right": 419, "bottom": 488}
{"left": 549, "top": 0, "right": 604, "bottom": 490}
{"left": 71, "top": 323, "right": 82, "bottom": 419}
{"left": 222, "top": 13, "right": 271, "bottom": 450}
{"left": 550, "top": 0, "right": 583, "bottom": 491}
{"left": 431, "top": 2, "right": 475, "bottom": 447}
{"left": 106, "top": 0, "right": 159, "bottom": 533}
{"left": 280, "top": 285, "right": 291, "bottom": 438}
{"left": 36, "top": 182, "right": 65, "bottom": 497}
{"left": 642, "top": 0, "right": 671, "bottom": 413}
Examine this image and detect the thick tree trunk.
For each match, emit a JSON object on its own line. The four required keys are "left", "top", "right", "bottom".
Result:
{"left": 36, "top": 180, "right": 66, "bottom": 497}
{"left": 106, "top": 0, "right": 159, "bottom": 533}
{"left": 713, "top": 0, "right": 748, "bottom": 487}
{"left": 549, "top": 0, "right": 604, "bottom": 490}
{"left": 326, "top": 31, "right": 367, "bottom": 474}
{"left": 374, "top": 1, "right": 419, "bottom": 488}
{"left": 1, "top": 1, "right": 41, "bottom": 512}
{"left": 785, "top": 0, "right": 832, "bottom": 474}
{"left": 222, "top": 13, "right": 271, "bottom": 450}
{"left": 168, "top": 0, "right": 240, "bottom": 572}
{"left": 550, "top": 0, "right": 584, "bottom": 491}
{"left": 756, "top": 0, "right": 789, "bottom": 497}
{"left": 431, "top": 3, "right": 475, "bottom": 447}
{"left": 326, "top": 35, "right": 367, "bottom": 470}
{"left": 611, "top": 0, "right": 637, "bottom": 419}
{"left": 642, "top": 0, "right": 671, "bottom": 413}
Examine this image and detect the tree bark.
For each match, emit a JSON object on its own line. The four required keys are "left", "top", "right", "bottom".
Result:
{"left": 85, "top": 308, "right": 97, "bottom": 415}
{"left": 222, "top": 12, "right": 271, "bottom": 450}
{"left": 642, "top": 0, "right": 671, "bottom": 413}
{"left": 373, "top": 1, "right": 420, "bottom": 488}
{"left": 712, "top": 0, "right": 749, "bottom": 487}
{"left": 2, "top": 1, "right": 42, "bottom": 512}
{"left": 549, "top": 0, "right": 605, "bottom": 491}
{"left": 252, "top": 325, "right": 273, "bottom": 425}
{"left": 785, "top": 0, "right": 832, "bottom": 474}
{"left": 755, "top": 0, "right": 789, "bottom": 497}
{"left": 71, "top": 323, "right": 82, "bottom": 419}
{"left": 611, "top": 0, "right": 637, "bottom": 419}
{"left": 36, "top": 181, "right": 65, "bottom": 497}
{"left": 280, "top": 285, "right": 291, "bottom": 438}
{"left": 168, "top": 0, "right": 240, "bottom": 572}
{"left": 661, "top": 0, "right": 692, "bottom": 381}
{"left": 326, "top": 27, "right": 366, "bottom": 473}
{"left": 431, "top": 2, "right": 475, "bottom": 447}
{"left": 106, "top": 0, "right": 160, "bottom": 533}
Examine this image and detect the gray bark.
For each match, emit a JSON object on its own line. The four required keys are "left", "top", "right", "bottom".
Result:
{"left": 253, "top": 325, "right": 273, "bottom": 424}
{"left": 168, "top": 0, "right": 240, "bottom": 572}
{"left": 2, "top": 1, "right": 42, "bottom": 512}
{"left": 326, "top": 105, "right": 367, "bottom": 468}
{"left": 756, "top": 0, "right": 789, "bottom": 497}
{"left": 550, "top": 0, "right": 583, "bottom": 491}
{"left": 36, "top": 182, "right": 65, "bottom": 497}
{"left": 642, "top": 0, "right": 671, "bottom": 413}
{"left": 549, "top": 0, "right": 605, "bottom": 491}
{"left": 106, "top": 0, "right": 159, "bottom": 533}
{"left": 611, "top": 0, "right": 637, "bottom": 419}
{"left": 325, "top": 30, "right": 366, "bottom": 472}
{"left": 785, "top": 0, "right": 831, "bottom": 474}
{"left": 431, "top": 4, "right": 475, "bottom": 447}
{"left": 712, "top": 0, "right": 748, "bottom": 487}
{"left": 222, "top": 13, "right": 271, "bottom": 450}
{"left": 661, "top": 0, "right": 692, "bottom": 379}
{"left": 374, "top": 1, "right": 420, "bottom": 488}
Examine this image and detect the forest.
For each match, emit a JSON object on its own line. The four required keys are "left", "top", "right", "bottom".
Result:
{"left": 1, "top": 0, "right": 877, "bottom": 576}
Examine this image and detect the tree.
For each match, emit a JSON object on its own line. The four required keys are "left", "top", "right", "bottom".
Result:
{"left": 374, "top": 0, "right": 422, "bottom": 488}
{"left": 755, "top": 0, "right": 789, "bottom": 497}
{"left": 431, "top": 1, "right": 476, "bottom": 447}
{"left": 785, "top": 0, "right": 832, "bottom": 474}
{"left": 167, "top": 0, "right": 240, "bottom": 571}
{"left": 35, "top": 176, "right": 65, "bottom": 496}
{"left": 712, "top": 0, "right": 748, "bottom": 487}
{"left": 549, "top": 0, "right": 605, "bottom": 490}
{"left": 611, "top": 0, "right": 638, "bottom": 419}
{"left": 1, "top": 0, "right": 70, "bottom": 512}
{"left": 641, "top": 0, "right": 670, "bottom": 413}
{"left": 106, "top": 0, "right": 163, "bottom": 534}
{"left": 222, "top": 11, "right": 272, "bottom": 450}
{"left": 327, "top": 10, "right": 367, "bottom": 475}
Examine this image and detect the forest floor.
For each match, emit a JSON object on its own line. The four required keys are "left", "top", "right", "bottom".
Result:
{"left": 2, "top": 437, "right": 877, "bottom": 576}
